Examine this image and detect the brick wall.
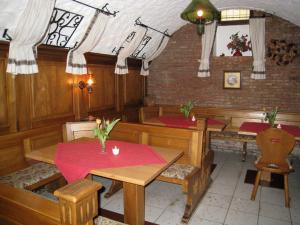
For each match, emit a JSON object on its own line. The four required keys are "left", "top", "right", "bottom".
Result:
{"left": 148, "top": 16, "right": 300, "bottom": 113}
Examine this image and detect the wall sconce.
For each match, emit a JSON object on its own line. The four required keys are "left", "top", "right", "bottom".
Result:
{"left": 78, "top": 74, "right": 94, "bottom": 94}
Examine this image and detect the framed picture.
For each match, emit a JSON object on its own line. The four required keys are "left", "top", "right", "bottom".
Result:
{"left": 223, "top": 71, "right": 241, "bottom": 89}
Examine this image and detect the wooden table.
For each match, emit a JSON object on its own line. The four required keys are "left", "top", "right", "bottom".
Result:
{"left": 25, "top": 138, "right": 183, "bottom": 225}
{"left": 238, "top": 122, "right": 300, "bottom": 140}
{"left": 142, "top": 117, "right": 226, "bottom": 132}
{"left": 142, "top": 117, "right": 226, "bottom": 153}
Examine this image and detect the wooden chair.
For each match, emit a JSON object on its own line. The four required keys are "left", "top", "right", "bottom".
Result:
{"left": 251, "top": 128, "right": 295, "bottom": 207}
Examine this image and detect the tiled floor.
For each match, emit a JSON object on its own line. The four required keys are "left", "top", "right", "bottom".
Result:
{"left": 94, "top": 151, "right": 300, "bottom": 225}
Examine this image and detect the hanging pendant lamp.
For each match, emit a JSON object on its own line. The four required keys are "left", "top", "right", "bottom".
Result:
{"left": 181, "top": 0, "right": 220, "bottom": 35}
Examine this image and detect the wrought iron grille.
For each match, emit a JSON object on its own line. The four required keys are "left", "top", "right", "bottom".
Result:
{"left": 131, "top": 35, "right": 152, "bottom": 59}
{"left": 44, "top": 8, "right": 83, "bottom": 48}
{"left": 112, "top": 31, "right": 136, "bottom": 55}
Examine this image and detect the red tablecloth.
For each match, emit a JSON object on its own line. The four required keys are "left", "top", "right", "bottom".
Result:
{"left": 239, "top": 122, "right": 300, "bottom": 137}
{"left": 55, "top": 140, "right": 166, "bottom": 183}
{"left": 158, "top": 115, "right": 224, "bottom": 128}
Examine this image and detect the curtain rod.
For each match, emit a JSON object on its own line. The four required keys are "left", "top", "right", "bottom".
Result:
{"left": 71, "top": 0, "right": 119, "bottom": 17}
{"left": 1, "top": 28, "right": 12, "bottom": 41}
{"left": 135, "top": 17, "right": 172, "bottom": 38}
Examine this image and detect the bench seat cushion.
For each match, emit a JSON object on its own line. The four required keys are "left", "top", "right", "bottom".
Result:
{"left": 95, "top": 216, "right": 128, "bottom": 225}
{"left": 0, "top": 162, "right": 60, "bottom": 189}
{"left": 161, "top": 164, "right": 195, "bottom": 180}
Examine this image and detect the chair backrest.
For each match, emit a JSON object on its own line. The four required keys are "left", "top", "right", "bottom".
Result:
{"left": 256, "top": 128, "right": 295, "bottom": 166}
{"left": 63, "top": 121, "right": 97, "bottom": 142}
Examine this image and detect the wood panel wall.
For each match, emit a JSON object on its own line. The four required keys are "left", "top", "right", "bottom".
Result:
{"left": 0, "top": 42, "right": 145, "bottom": 174}
{"left": 0, "top": 42, "right": 145, "bottom": 134}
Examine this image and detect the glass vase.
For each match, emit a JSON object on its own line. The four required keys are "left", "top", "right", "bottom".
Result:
{"left": 100, "top": 140, "right": 106, "bottom": 154}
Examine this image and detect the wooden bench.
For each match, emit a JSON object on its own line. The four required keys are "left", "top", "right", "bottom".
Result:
{"left": 109, "top": 120, "right": 212, "bottom": 224}
{"left": 0, "top": 128, "right": 64, "bottom": 191}
{"left": 140, "top": 105, "right": 300, "bottom": 160}
{"left": 0, "top": 179, "right": 127, "bottom": 225}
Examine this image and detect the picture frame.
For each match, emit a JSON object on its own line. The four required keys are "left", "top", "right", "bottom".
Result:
{"left": 223, "top": 71, "right": 241, "bottom": 89}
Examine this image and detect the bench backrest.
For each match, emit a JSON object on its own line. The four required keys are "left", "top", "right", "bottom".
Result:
{"left": 0, "top": 179, "right": 101, "bottom": 225}
{"left": 140, "top": 105, "right": 300, "bottom": 128}
{"left": 0, "top": 125, "right": 62, "bottom": 176}
{"left": 111, "top": 121, "right": 207, "bottom": 167}
{"left": 63, "top": 121, "right": 96, "bottom": 142}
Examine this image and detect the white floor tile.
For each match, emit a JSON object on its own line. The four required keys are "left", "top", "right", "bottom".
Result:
{"left": 201, "top": 192, "right": 232, "bottom": 209}
{"left": 261, "top": 187, "right": 286, "bottom": 206}
{"left": 259, "top": 202, "right": 291, "bottom": 222}
{"left": 208, "top": 182, "right": 236, "bottom": 196}
{"left": 229, "top": 197, "right": 259, "bottom": 215}
{"left": 145, "top": 205, "right": 164, "bottom": 223}
{"left": 188, "top": 217, "right": 223, "bottom": 225}
{"left": 234, "top": 182, "right": 260, "bottom": 201}
{"left": 224, "top": 209, "right": 258, "bottom": 225}
{"left": 258, "top": 216, "right": 292, "bottom": 225}
{"left": 194, "top": 204, "right": 227, "bottom": 224}
{"left": 102, "top": 196, "right": 124, "bottom": 214}
{"left": 155, "top": 207, "right": 184, "bottom": 225}
{"left": 291, "top": 208, "right": 300, "bottom": 224}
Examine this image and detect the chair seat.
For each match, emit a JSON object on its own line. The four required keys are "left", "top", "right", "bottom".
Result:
{"left": 95, "top": 216, "right": 128, "bottom": 225}
{"left": 160, "top": 164, "right": 195, "bottom": 180}
{"left": 255, "top": 162, "right": 291, "bottom": 173}
{"left": 0, "top": 162, "right": 60, "bottom": 189}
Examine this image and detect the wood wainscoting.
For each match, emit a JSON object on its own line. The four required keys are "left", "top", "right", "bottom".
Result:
{"left": 0, "top": 42, "right": 145, "bottom": 134}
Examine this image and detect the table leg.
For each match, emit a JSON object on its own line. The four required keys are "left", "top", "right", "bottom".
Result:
{"left": 123, "top": 182, "right": 145, "bottom": 225}
{"left": 242, "top": 142, "right": 247, "bottom": 162}
{"left": 206, "top": 131, "right": 211, "bottom": 154}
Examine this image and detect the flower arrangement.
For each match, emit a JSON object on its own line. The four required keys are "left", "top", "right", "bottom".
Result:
{"left": 227, "top": 32, "right": 251, "bottom": 55}
{"left": 263, "top": 107, "right": 278, "bottom": 127}
{"left": 94, "top": 118, "right": 120, "bottom": 152}
{"left": 180, "top": 100, "right": 194, "bottom": 118}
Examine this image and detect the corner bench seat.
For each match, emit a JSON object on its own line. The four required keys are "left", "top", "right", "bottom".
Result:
{"left": 0, "top": 162, "right": 60, "bottom": 190}
{"left": 160, "top": 164, "right": 195, "bottom": 180}
{"left": 95, "top": 217, "right": 128, "bottom": 225}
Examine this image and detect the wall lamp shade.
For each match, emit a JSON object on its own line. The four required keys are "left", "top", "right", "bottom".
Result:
{"left": 181, "top": 0, "right": 220, "bottom": 34}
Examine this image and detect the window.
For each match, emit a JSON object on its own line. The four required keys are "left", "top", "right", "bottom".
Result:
{"left": 214, "top": 9, "right": 252, "bottom": 57}
{"left": 221, "top": 9, "right": 250, "bottom": 22}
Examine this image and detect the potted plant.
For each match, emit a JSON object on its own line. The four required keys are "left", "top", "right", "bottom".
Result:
{"left": 180, "top": 100, "right": 194, "bottom": 118}
{"left": 94, "top": 118, "right": 120, "bottom": 153}
{"left": 263, "top": 107, "right": 278, "bottom": 127}
{"left": 227, "top": 32, "right": 251, "bottom": 56}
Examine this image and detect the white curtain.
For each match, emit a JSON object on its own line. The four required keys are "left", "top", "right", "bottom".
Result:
{"left": 66, "top": 11, "right": 109, "bottom": 75}
{"left": 249, "top": 18, "right": 266, "bottom": 79}
{"left": 197, "top": 20, "right": 217, "bottom": 77}
{"left": 140, "top": 34, "right": 169, "bottom": 76}
{"left": 6, "top": 0, "right": 55, "bottom": 75}
{"left": 115, "top": 27, "right": 147, "bottom": 75}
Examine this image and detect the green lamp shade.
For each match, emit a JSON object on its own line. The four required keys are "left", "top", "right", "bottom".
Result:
{"left": 197, "top": 23, "right": 205, "bottom": 35}
{"left": 181, "top": 0, "right": 220, "bottom": 24}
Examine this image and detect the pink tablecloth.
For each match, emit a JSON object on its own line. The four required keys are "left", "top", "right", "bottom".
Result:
{"left": 239, "top": 122, "right": 300, "bottom": 137}
{"left": 158, "top": 115, "right": 225, "bottom": 128}
{"left": 55, "top": 140, "right": 166, "bottom": 183}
